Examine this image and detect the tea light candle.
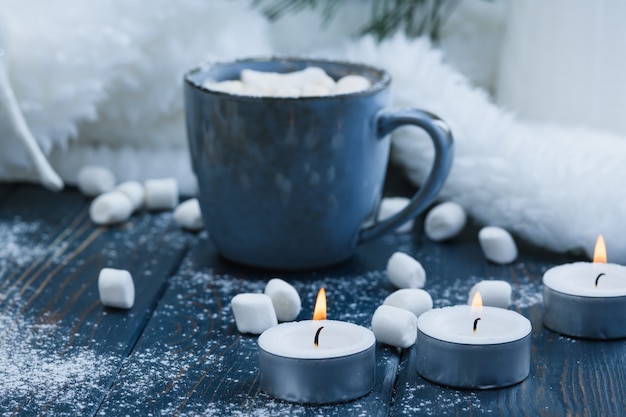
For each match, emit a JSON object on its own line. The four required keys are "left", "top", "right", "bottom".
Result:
{"left": 416, "top": 293, "right": 532, "bottom": 389}
{"left": 543, "top": 236, "right": 626, "bottom": 339}
{"left": 258, "top": 289, "right": 375, "bottom": 404}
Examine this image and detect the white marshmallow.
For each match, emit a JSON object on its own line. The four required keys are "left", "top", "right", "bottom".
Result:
{"left": 144, "top": 178, "right": 178, "bottom": 211}
{"left": 90, "top": 191, "right": 134, "bottom": 225}
{"left": 203, "top": 80, "right": 245, "bottom": 94}
{"left": 114, "top": 181, "right": 144, "bottom": 211}
{"left": 240, "top": 69, "right": 281, "bottom": 92}
{"left": 76, "top": 165, "right": 116, "bottom": 197}
{"left": 371, "top": 305, "right": 418, "bottom": 348}
{"left": 424, "top": 201, "right": 467, "bottom": 241}
{"left": 98, "top": 268, "right": 135, "bottom": 309}
{"left": 333, "top": 75, "right": 371, "bottom": 94}
{"left": 300, "top": 84, "right": 330, "bottom": 97}
{"left": 173, "top": 198, "right": 204, "bottom": 231}
{"left": 244, "top": 85, "right": 272, "bottom": 96}
{"left": 468, "top": 280, "right": 512, "bottom": 309}
{"left": 240, "top": 67, "right": 336, "bottom": 97}
{"left": 264, "top": 278, "right": 301, "bottom": 322}
{"left": 387, "top": 252, "right": 426, "bottom": 289}
{"left": 231, "top": 293, "right": 278, "bottom": 334}
{"left": 383, "top": 289, "right": 433, "bottom": 318}
{"left": 299, "top": 67, "right": 336, "bottom": 90}
{"left": 478, "top": 226, "right": 518, "bottom": 264}
{"left": 378, "top": 197, "right": 414, "bottom": 233}
{"left": 272, "top": 86, "right": 301, "bottom": 97}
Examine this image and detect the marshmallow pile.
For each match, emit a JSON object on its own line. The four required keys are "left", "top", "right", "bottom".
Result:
{"left": 231, "top": 278, "right": 302, "bottom": 334}
{"left": 228, "top": 252, "right": 516, "bottom": 350}
{"left": 77, "top": 165, "right": 203, "bottom": 231}
{"left": 203, "top": 67, "right": 371, "bottom": 98}
{"left": 371, "top": 251, "right": 515, "bottom": 349}
{"left": 423, "top": 201, "right": 518, "bottom": 264}
{"left": 369, "top": 252, "right": 431, "bottom": 349}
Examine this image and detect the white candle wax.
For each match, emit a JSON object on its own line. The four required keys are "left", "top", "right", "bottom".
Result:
{"left": 416, "top": 306, "right": 532, "bottom": 389}
{"left": 259, "top": 320, "right": 374, "bottom": 358}
{"left": 258, "top": 320, "right": 376, "bottom": 403}
{"left": 542, "top": 262, "right": 626, "bottom": 339}
{"left": 418, "top": 306, "right": 531, "bottom": 345}
{"left": 543, "top": 262, "right": 626, "bottom": 297}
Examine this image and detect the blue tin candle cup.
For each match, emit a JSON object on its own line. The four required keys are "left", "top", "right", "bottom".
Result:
{"left": 184, "top": 57, "right": 453, "bottom": 269}
{"left": 416, "top": 306, "right": 532, "bottom": 389}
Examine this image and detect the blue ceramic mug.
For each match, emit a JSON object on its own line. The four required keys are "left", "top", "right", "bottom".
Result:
{"left": 184, "top": 57, "right": 453, "bottom": 269}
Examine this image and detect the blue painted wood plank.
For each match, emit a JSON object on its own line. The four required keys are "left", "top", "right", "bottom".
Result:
{"left": 3, "top": 173, "right": 626, "bottom": 417}
{"left": 389, "top": 228, "right": 626, "bottom": 417}
{"left": 0, "top": 185, "right": 191, "bottom": 416}
{"left": 98, "top": 233, "right": 413, "bottom": 416}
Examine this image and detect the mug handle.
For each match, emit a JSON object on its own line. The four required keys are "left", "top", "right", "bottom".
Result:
{"left": 358, "top": 108, "right": 454, "bottom": 243}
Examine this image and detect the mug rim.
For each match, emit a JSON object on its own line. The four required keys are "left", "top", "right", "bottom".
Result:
{"left": 184, "top": 55, "right": 391, "bottom": 100}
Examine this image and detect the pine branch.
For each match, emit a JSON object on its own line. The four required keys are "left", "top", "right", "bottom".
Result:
{"left": 252, "top": 0, "right": 339, "bottom": 24}
{"left": 252, "top": 0, "right": 461, "bottom": 41}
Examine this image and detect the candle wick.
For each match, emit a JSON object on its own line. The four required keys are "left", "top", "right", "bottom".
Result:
{"left": 595, "top": 272, "right": 605, "bottom": 287}
{"left": 473, "top": 317, "right": 481, "bottom": 334}
{"left": 314, "top": 326, "right": 324, "bottom": 348}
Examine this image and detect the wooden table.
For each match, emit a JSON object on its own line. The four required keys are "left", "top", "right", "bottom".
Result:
{"left": 1, "top": 182, "right": 624, "bottom": 416}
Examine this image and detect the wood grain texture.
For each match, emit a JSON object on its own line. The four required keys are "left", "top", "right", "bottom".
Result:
{"left": 389, "top": 230, "right": 626, "bottom": 417}
{"left": 99, "top": 234, "right": 408, "bottom": 416}
{"left": 0, "top": 185, "right": 191, "bottom": 416}
{"left": 2, "top": 184, "right": 626, "bottom": 417}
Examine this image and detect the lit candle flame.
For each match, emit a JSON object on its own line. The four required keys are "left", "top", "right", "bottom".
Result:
{"left": 313, "top": 287, "right": 327, "bottom": 320}
{"left": 470, "top": 291, "right": 483, "bottom": 314}
{"left": 593, "top": 235, "right": 607, "bottom": 264}
{"left": 471, "top": 292, "right": 483, "bottom": 335}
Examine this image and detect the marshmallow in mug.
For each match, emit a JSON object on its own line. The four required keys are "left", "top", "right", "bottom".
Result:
{"left": 387, "top": 252, "right": 426, "bottom": 289}
{"left": 371, "top": 305, "right": 418, "bottom": 348}
{"left": 468, "top": 280, "right": 512, "bottom": 309}
{"left": 203, "top": 66, "right": 371, "bottom": 98}
{"left": 479, "top": 226, "right": 518, "bottom": 264}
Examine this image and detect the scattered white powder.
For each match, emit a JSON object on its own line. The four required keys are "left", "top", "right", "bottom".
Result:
{"left": 0, "top": 212, "right": 189, "bottom": 416}
{"left": 0, "top": 217, "right": 48, "bottom": 277}
{"left": 410, "top": 257, "right": 544, "bottom": 310}
{"left": 397, "top": 383, "right": 485, "bottom": 416}
{"left": 0, "top": 213, "right": 548, "bottom": 415}
{"left": 0, "top": 293, "right": 117, "bottom": 416}
{"left": 97, "top": 249, "right": 392, "bottom": 416}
